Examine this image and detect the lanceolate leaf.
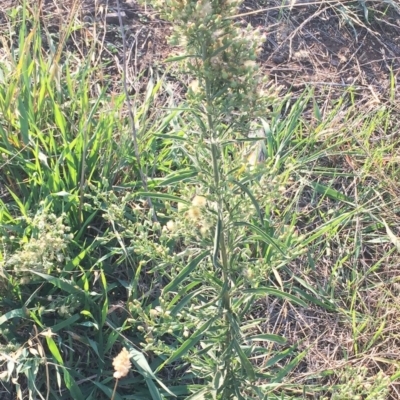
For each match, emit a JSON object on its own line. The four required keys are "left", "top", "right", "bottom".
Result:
{"left": 234, "top": 221, "right": 284, "bottom": 254}
{"left": 45, "top": 336, "right": 84, "bottom": 400}
{"left": 126, "top": 345, "right": 175, "bottom": 397}
{"left": 156, "top": 316, "right": 218, "bottom": 373}
{"left": 27, "top": 271, "right": 88, "bottom": 299}
{"left": 272, "top": 349, "right": 308, "bottom": 383}
{"left": 233, "top": 340, "right": 255, "bottom": 381}
{"left": 162, "top": 250, "right": 210, "bottom": 294}
{"left": 243, "top": 288, "right": 307, "bottom": 307}
{"left": 136, "top": 191, "right": 191, "bottom": 205}
{"left": 247, "top": 334, "right": 287, "bottom": 345}
{"left": 0, "top": 308, "right": 26, "bottom": 326}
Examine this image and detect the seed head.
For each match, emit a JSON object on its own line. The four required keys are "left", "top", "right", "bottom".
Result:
{"left": 166, "top": 220, "right": 177, "bottom": 232}
{"left": 188, "top": 206, "right": 201, "bottom": 220}
{"left": 113, "top": 347, "right": 131, "bottom": 379}
{"left": 192, "top": 195, "right": 207, "bottom": 207}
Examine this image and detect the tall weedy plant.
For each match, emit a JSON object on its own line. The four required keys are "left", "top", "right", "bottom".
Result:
{"left": 122, "top": 0, "right": 307, "bottom": 398}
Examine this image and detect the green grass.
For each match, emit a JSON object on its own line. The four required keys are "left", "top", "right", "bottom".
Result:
{"left": 1, "top": 1, "right": 400, "bottom": 399}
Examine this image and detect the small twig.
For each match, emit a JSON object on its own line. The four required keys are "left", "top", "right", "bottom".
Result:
{"left": 338, "top": 38, "right": 365, "bottom": 74}
{"left": 116, "top": 0, "right": 157, "bottom": 222}
{"left": 302, "top": 81, "right": 365, "bottom": 88}
{"left": 225, "top": 0, "right": 343, "bottom": 20}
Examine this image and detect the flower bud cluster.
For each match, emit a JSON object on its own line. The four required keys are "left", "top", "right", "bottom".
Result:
{"left": 147, "top": 0, "right": 267, "bottom": 131}
{"left": 4, "top": 210, "right": 72, "bottom": 281}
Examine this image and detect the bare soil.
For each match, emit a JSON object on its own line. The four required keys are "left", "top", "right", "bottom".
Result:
{"left": 245, "top": 0, "right": 400, "bottom": 95}
{"left": 2, "top": 0, "right": 399, "bottom": 101}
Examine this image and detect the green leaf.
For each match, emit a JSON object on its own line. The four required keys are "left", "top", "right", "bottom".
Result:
{"left": 18, "top": 97, "right": 30, "bottom": 145}
{"left": 53, "top": 102, "right": 66, "bottom": 136}
{"left": 302, "top": 211, "right": 353, "bottom": 246}
{"left": 264, "top": 346, "right": 296, "bottom": 368}
{"left": 210, "top": 42, "right": 231, "bottom": 57}
{"left": 146, "top": 378, "right": 163, "bottom": 400}
{"left": 126, "top": 345, "right": 175, "bottom": 397}
{"left": 158, "top": 169, "right": 198, "bottom": 186}
{"left": 169, "top": 286, "right": 205, "bottom": 317}
{"left": 243, "top": 288, "right": 307, "bottom": 307}
{"left": 156, "top": 316, "right": 217, "bottom": 373}
{"left": 136, "top": 191, "right": 191, "bottom": 205}
{"left": 272, "top": 349, "right": 307, "bottom": 383}
{"left": 165, "top": 54, "right": 200, "bottom": 62}
{"left": 247, "top": 334, "right": 287, "bottom": 345}
{"left": 45, "top": 336, "right": 85, "bottom": 400}
{"left": 309, "top": 181, "right": 353, "bottom": 203}
{"left": 45, "top": 336, "right": 63, "bottom": 364}
{"left": 186, "top": 387, "right": 212, "bottom": 400}
{"left": 291, "top": 286, "right": 335, "bottom": 312}
{"left": 92, "top": 381, "right": 124, "bottom": 400}
{"left": 234, "top": 221, "right": 284, "bottom": 254}
{"left": 233, "top": 340, "right": 255, "bottom": 381}
{"left": 50, "top": 314, "right": 80, "bottom": 332}
{"left": 0, "top": 308, "right": 26, "bottom": 326}
{"left": 311, "top": 98, "right": 322, "bottom": 124}
{"left": 7, "top": 188, "right": 28, "bottom": 218}
{"left": 162, "top": 250, "right": 210, "bottom": 294}
{"left": 168, "top": 281, "right": 201, "bottom": 308}
{"left": 27, "top": 271, "right": 87, "bottom": 298}
{"left": 232, "top": 179, "right": 263, "bottom": 224}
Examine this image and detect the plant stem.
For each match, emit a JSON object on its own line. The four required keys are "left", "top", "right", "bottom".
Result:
{"left": 111, "top": 379, "right": 118, "bottom": 400}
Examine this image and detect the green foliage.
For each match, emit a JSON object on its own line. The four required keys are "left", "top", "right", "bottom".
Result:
{"left": 0, "top": 0, "right": 399, "bottom": 399}
{"left": 4, "top": 208, "right": 72, "bottom": 281}
{"left": 324, "top": 366, "right": 390, "bottom": 400}
{"left": 0, "top": 4, "right": 172, "bottom": 399}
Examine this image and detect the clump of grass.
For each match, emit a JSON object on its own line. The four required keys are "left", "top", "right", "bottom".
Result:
{"left": 0, "top": 3, "right": 175, "bottom": 399}
{"left": 326, "top": 366, "right": 391, "bottom": 400}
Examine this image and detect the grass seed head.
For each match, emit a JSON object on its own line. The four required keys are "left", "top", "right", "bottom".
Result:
{"left": 113, "top": 347, "right": 131, "bottom": 379}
